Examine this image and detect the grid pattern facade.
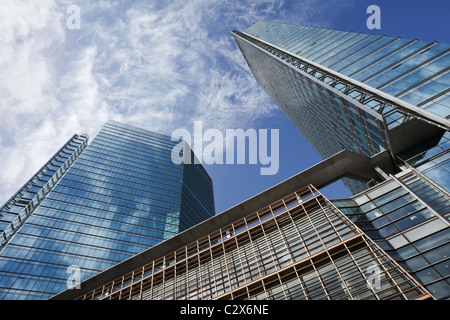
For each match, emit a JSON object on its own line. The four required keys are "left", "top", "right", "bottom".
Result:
{"left": 233, "top": 31, "right": 389, "bottom": 159}
{"left": 233, "top": 31, "right": 390, "bottom": 193}
{"left": 0, "top": 121, "right": 214, "bottom": 300}
{"left": 75, "top": 185, "right": 431, "bottom": 301}
{"left": 232, "top": 23, "right": 450, "bottom": 194}
{"left": 333, "top": 174, "right": 450, "bottom": 299}
{"left": 244, "top": 21, "right": 450, "bottom": 123}
{"left": 0, "top": 134, "right": 88, "bottom": 235}
{"left": 179, "top": 151, "right": 215, "bottom": 233}
{"left": 399, "top": 131, "right": 450, "bottom": 194}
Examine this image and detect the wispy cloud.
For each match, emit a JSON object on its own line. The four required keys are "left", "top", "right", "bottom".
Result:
{"left": 0, "top": 0, "right": 353, "bottom": 204}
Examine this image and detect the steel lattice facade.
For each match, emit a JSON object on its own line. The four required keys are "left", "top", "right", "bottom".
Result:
{"left": 73, "top": 185, "right": 432, "bottom": 301}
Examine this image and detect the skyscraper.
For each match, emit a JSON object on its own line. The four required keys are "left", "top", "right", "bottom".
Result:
{"left": 0, "top": 120, "right": 214, "bottom": 300}
{"left": 45, "top": 21, "right": 450, "bottom": 302}
{"left": 231, "top": 22, "right": 449, "bottom": 299}
{"left": 51, "top": 167, "right": 433, "bottom": 301}
{"left": 232, "top": 21, "right": 449, "bottom": 194}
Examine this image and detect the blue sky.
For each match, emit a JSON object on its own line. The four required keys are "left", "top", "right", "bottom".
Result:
{"left": 0, "top": 0, "right": 449, "bottom": 214}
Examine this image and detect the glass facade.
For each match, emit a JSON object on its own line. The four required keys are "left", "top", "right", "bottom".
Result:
{"left": 232, "top": 22, "right": 450, "bottom": 194}
{"left": 232, "top": 21, "right": 449, "bottom": 299}
{"left": 333, "top": 174, "right": 450, "bottom": 299}
{"left": 243, "top": 21, "right": 450, "bottom": 122}
{"left": 179, "top": 149, "right": 215, "bottom": 233}
{"left": 0, "top": 134, "right": 88, "bottom": 236}
{"left": 399, "top": 131, "right": 450, "bottom": 193}
{"left": 68, "top": 185, "right": 432, "bottom": 301}
{"left": 232, "top": 32, "right": 385, "bottom": 193}
{"left": 0, "top": 120, "right": 214, "bottom": 300}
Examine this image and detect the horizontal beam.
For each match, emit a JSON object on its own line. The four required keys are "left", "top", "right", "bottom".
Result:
{"left": 51, "top": 149, "right": 394, "bottom": 300}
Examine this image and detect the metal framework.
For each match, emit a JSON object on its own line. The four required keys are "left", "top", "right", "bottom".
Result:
{"left": 74, "top": 185, "right": 433, "bottom": 301}
{"left": 0, "top": 134, "right": 89, "bottom": 250}
{"left": 231, "top": 30, "right": 450, "bottom": 131}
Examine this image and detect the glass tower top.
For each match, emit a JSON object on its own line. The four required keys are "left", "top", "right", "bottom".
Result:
{"left": 244, "top": 21, "right": 450, "bottom": 123}
{"left": 0, "top": 120, "right": 214, "bottom": 299}
{"left": 232, "top": 21, "right": 450, "bottom": 193}
{"left": 233, "top": 21, "right": 449, "bottom": 299}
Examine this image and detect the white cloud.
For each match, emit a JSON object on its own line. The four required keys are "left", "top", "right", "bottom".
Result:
{"left": 0, "top": 0, "right": 353, "bottom": 205}
{"left": 0, "top": 0, "right": 67, "bottom": 203}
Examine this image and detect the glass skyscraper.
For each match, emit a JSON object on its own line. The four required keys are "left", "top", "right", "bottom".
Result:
{"left": 7, "top": 21, "right": 448, "bottom": 301}
{"left": 232, "top": 21, "right": 449, "bottom": 194}
{"left": 231, "top": 21, "right": 449, "bottom": 299}
{"left": 53, "top": 184, "right": 432, "bottom": 301}
{"left": 0, "top": 120, "right": 214, "bottom": 300}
